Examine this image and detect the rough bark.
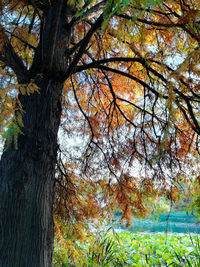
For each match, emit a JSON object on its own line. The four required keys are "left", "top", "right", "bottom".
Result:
{"left": 0, "top": 77, "right": 63, "bottom": 267}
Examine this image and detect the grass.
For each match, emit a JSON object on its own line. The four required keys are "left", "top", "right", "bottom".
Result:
{"left": 54, "top": 230, "right": 200, "bottom": 266}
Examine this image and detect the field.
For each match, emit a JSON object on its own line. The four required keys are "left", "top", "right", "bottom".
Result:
{"left": 54, "top": 230, "right": 200, "bottom": 266}
{"left": 107, "top": 231, "right": 200, "bottom": 266}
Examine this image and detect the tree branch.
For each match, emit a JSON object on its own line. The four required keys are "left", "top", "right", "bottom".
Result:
{"left": 5, "top": 30, "right": 36, "bottom": 50}
{"left": 1, "top": 42, "right": 29, "bottom": 83}
{"left": 117, "top": 96, "right": 164, "bottom": 125}
{"left": 119, "top": 14, "right": 179, "bottom": 27}
{"left": 70, "top": 76, "right": 94, "bottom": 140}
{"left": 62, "top": 15, "right": 103, "bottom": 81}
{"left": 75, "top": 63, "right": 167, "bottom": 99}
{"left": 74, "top": 57, "right": 145, "bottom": 71}
{"left": 119, "top": 14, "right": 200, "bottom": 42}
{"left": 0, "top": 55, "right": 8, "bottom": 65}
{"left": 82, "top": 1, "right": 106, "bottom": 20}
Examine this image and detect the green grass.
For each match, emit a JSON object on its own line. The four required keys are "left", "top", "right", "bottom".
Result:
{"left": 110, "top": 231, "right": 195, "bottom": 266}
{"left": 54, "top": 231, "right": 200, "bottom": 266}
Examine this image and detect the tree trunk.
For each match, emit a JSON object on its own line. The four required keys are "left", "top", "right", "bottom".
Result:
{"left": 0, "top": 77, "right": 63, "bottom": 267}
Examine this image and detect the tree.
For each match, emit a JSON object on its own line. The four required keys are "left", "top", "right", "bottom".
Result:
{"left": 0, "top": 0, "right": 200, "bottom": 266}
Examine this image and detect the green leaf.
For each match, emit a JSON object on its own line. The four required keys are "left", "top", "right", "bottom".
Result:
{"left": 121, "top": 0, "right": 130, "bottom": 7}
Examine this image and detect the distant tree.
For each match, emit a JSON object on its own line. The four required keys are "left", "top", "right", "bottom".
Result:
{"left": 0, "top": 0, "right": 200, "bottom": 266}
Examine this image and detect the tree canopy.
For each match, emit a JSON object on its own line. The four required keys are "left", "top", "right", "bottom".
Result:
{"left": 0, "top": 0, "right": 200, "bottom": 264}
